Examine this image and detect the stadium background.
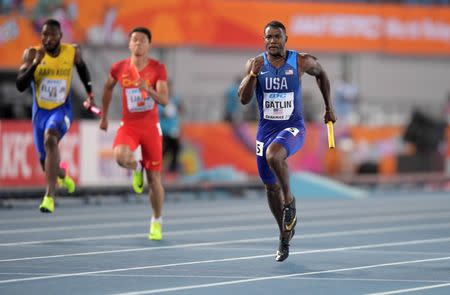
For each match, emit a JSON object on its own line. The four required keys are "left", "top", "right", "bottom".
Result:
{"left": 1, "top": 0, "right": 450, "bottom": 191}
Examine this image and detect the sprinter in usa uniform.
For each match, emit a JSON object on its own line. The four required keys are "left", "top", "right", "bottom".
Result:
{"left": 238, "top": 20, "right": 336, "bottom": 262}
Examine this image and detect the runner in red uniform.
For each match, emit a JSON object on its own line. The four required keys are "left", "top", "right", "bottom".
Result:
{"left": 95, "top": 27, "right": 169, "bottom": 240}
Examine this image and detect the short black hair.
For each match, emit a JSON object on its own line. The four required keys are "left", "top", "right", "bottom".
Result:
{"left": 129, "top": 27, "right": 152, "bottom": 42}
{"left": 264, "top": 20, "right": 286, "bottom": 34}
{"left": 43, "top": 19, "right": 61, "bottom": 30}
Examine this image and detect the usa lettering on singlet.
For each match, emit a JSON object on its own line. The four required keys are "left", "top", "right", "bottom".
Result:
{"left": 255, "top": 50, "right": 303, "bottom": 126}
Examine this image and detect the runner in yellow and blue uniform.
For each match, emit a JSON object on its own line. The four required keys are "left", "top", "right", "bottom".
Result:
{"left": 16, "top": 19, "right": 96, "bottom": 213}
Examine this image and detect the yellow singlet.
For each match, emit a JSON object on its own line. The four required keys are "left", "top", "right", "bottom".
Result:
{"left": 33, "top": 43, "right": 75, "bottom": 110}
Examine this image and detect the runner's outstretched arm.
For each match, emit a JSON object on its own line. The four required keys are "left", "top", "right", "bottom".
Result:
{"left": 300, "top": 54, "right": 336, "bottom": 123}
{"left": 99, "top": 75, "right": 117, "bottom": 131}
{"left": 74, "top": 45, "right": 93, "bottom": 97}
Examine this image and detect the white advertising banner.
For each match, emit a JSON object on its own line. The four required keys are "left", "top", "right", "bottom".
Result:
{"left": 0, "top": 120, "right": 145, "bottom": 189}
{"left": 79, "top": 120, "right": 140, "bottom": 187}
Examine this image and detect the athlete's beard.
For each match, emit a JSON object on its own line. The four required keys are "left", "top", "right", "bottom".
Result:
{"left": 45, "top": 43, "right": 60, "bottom": 56}
{"left": 267, "top": 46, "right": 286, "bottom": 59}
{"left": 269, "top": 52, "right": 283, "bottom": 58}
{"left": 47, "top": 47, "right": 57, "bottom": 55}
{"left": 268, "top": 51, "right": 285, "bottom": 60}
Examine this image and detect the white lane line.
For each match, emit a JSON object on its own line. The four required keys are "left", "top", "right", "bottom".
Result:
{"left": 0, "top": 272, "right": 448, "bottom": 284}
{"left": 2, "top": 193, "right": 450, "bottom": 226}
{"left": 2, "top": 222, "right": 450, "bottom": 263}
{"left": 0, "top": 213, "right": 270, "bottom": 235}
{"left": 107, "top": 256, "right": 450, "bottom": 295}
{"left": 0, "top": 221, "right": 143, "bottom": 235}
{"left": 0, "top": 200, "right": 350, "bottom": 225}
{"left": 2, "top": 209, "right": 450, "bottom": 246}
{"left": 346, "top": 249, "right": 450, "bottom": 256}
{"left": 0, "top": 204, "right": 269, "bottom": 225}
{"left": 365, "top": 282, "right": 450, "bottom": 295}
{"left": 3, "top": 197, "right": 446, "bottom": 225}
{"left": 0, "top": 237, "right": 271, "bottom": 263}
{"left": 1, "top": 236, "right": 450, "bottom": 284}
{"left": 2, "top": 204, "right": 450, "bottom": 233}
{"left": 0, "top": 224, "right": 272, "bottom": 247}
{"left": 0, "top": 233, "right": 144, "bottom": 247}
{"left": 0, "top": 272, "right": 59, "bottom": 276}
{"left": 284, "top": 277, "right": 450, "bottom": 284}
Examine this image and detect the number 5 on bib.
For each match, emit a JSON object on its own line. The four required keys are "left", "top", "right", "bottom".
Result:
{"left": 256, "top": 140, "right": 264, "bottom": 156}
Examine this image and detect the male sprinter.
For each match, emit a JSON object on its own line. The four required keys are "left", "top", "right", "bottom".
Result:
{"left": 98, "top": 27, "right": 169, "bottom": 240}
{"left": 16, "top": 19, "right": 95, "bottom": 213}
{"left": 238, "top": 20, "right": 336, "bottom": 261}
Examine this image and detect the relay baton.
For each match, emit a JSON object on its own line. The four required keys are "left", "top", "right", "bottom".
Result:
{"left": 326, "top": 121, "right": 335, "bottom": 149}
{"left": 130, "top": 61, "right": 148, "bottom": 98}
{"left": 83, "top": 100, "right": 102, "bottom": 116}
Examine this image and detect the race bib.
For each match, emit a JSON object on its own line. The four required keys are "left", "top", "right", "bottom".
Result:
{"left": 263, "top": 92, "right": 294, "bottom": 120}
{"left": 39, "top": 78, "right": 67, "bottom": 103}
{"left": 256, "top": 140, "right": 264, "bottom": 156}
{"left": 125, "top": 88, "right": 154, "bottom": 112}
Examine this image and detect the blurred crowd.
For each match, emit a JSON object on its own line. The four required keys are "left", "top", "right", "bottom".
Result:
{"left": 1, "top": 1, "right": 77, "bottom": 42}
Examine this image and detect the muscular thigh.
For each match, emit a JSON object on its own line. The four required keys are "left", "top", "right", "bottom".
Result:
{"left": 256, "top": 134, "right": 276, "bottom": 185}
{"left": 271, "top": 126, "right": 306, "bottom": 157}
{"left": 140, "top": 122, "right": 163, "bottom": 171}
{"left": 33, "top": 108, "right": 71, "bottom": 161}
{"left": 256, "top": 125, "right": 306, "bottom": 184}
{"left": 113, "top": 123, "right": 139, "bottom": 151}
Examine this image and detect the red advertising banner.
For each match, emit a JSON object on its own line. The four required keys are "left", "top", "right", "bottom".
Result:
{"left": 0, "top": 121, "right": 80, "bottom": 187}
{"left": 91, "top": 1, "right": 450, "bottom": 54}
